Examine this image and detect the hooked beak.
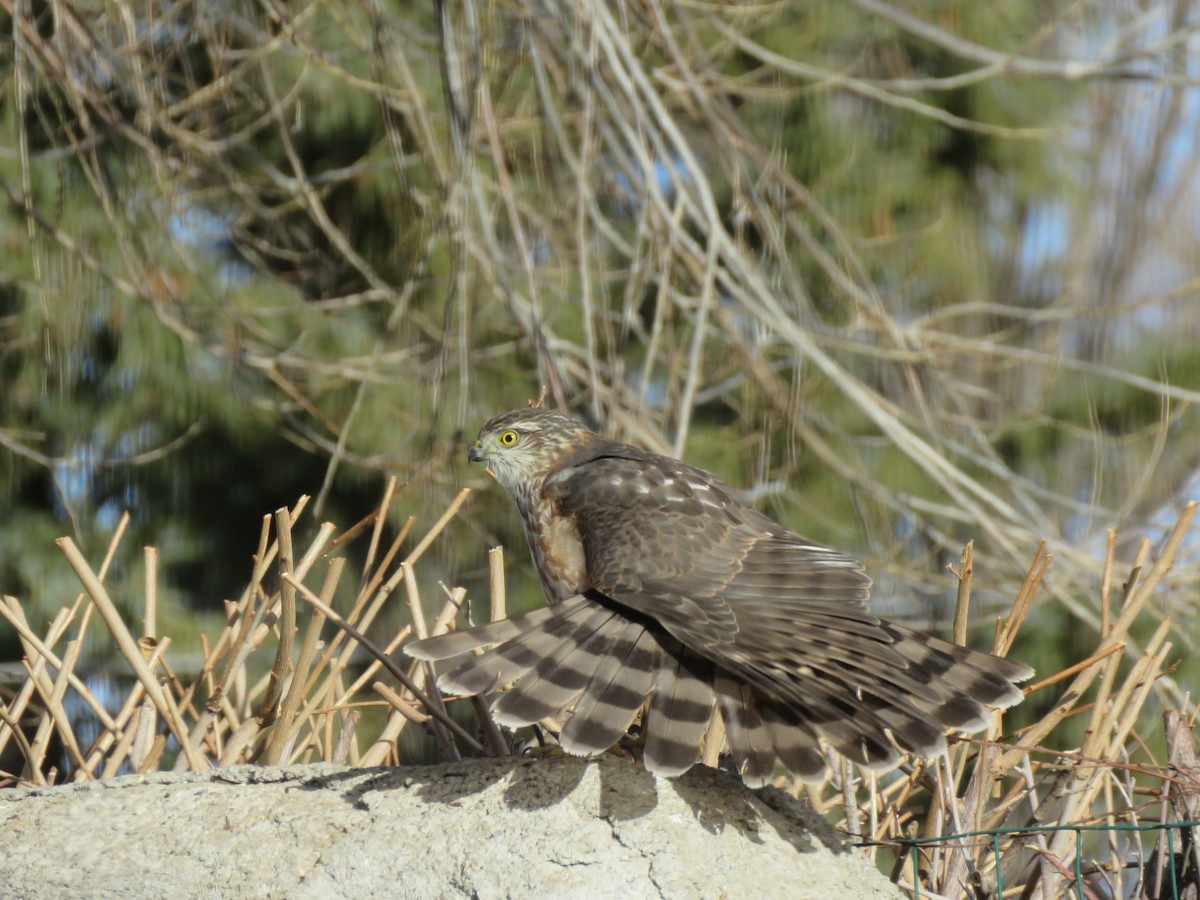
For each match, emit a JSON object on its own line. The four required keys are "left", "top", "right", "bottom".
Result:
{"left": 468, "top": 442, "right": 485, "bottom": 463}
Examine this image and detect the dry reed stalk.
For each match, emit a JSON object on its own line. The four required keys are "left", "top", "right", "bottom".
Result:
{"left": 937, "top": 540, "right": 981, "bottom": 895}
{"left": 82, "top": 637, "right": 169, "bottom": 778}
{"left": 331, "top": 710, "right": 361, "bottom": 765}
{"left": 842, "top": 757, "right": 862, "bottom": 841}
{"left": 324, "top": 508, "right": 380, "bottom": 559}
{"left": 997, "top": 503, "right": 1195, "bottom": 776}
{"left": 431, "top": 586, "right": 465, "bottom": 637}
{"left": 218, "top": 717, "right": 262, "bottom": 767}
{"left": 158, "top": 654, "right": 199, "bottom": 722}
{"left": 0, "top": 700, "right": 40, "bottom": 786}
{"left": 55, "top": 538, "right": 204, "bottom": 770}
{"left": 200, "top": 496, "right": 311, "bottom": 680}
{"left": 0, "top": 604, "right": 71, "bottom": 764}
{"left": 302, "top": 516, "right": 414, "bottom": 699}
{"left": 701, "top": 711, "right": 726, "bottom": 769}
{"left": 18, "top": 652, "right": 76, "bottom": 778}
{"left": 403, "top": 489, "right": 471, "bottom": 567}
{"left": 375, "top": 682, "right": 430, "bottom": 725}
{"left": 1102, "top": 765, "right": 1124, "bottom": 900}
{"left": 402, "top": 562, "right": 460, "bottom": 761}
{"left": 1023, "top": 642, "right": 1127, "bottom": 696}
{"left": 319, "top": 628, "right": 410, "bottom": 721}
{"left": 185, "top": 515, "right": 282, "bottom": 760}
{"left": 360, "top": 705, "right": 407, "bottom": 767}
{"left": 143, "top": 546, "right": 157, "bottom": 639}
{"left": 137, "top": 733, "right": 166, "bottom": 773}
{"left": 262, "top": 558, "right": 342, "bottom": 766}
{"left": 283, "top": 574, "right": 483, "bottom": 753}
{"left": 1025, "top": 626, "right": 1173, "bottom": 897}
{"left": 1100, "top": 530, "right": 1116, "bottom": 637}
{"left": 28, "top": 510, "right": 134, "bottom": 772}
{"left": 233, "top": 663, "right": 248, "bottom": 723}
{"left": 857, "top": 504, "right": 1196, "bottom": 898}
{"left": 257, "top": 507, "right": 299, "bottom": 730}
{"left": 209, "top": 514, "right": 276, "bottom": 669}
{"left": 361, "top": 476, "right": 397, "bottom": 579}
{"left": 0, "top": 602, "right": 123, "bottom": 738}
{"left": 993, "top": 541, "right": 1049, "bottom": 657}
{"left": 44, "top": 634, "right": 90, "bottom": 775}
{"left": 471, "top": 694, "right": 511, "bottom": 759}
{"left": 488, "top": 546, "right": 506, "bottom": 622}
{"left": 294, "top": 522, "right": 338, "bottom": 581}
{"left": 354, "top": 515, "right": 415, "bottom": 611}
{"left": 116, "top": 703, "right": 153, "bottom": 777}
{"left": 951, "top": 541, "right": 973, "bottom": 647}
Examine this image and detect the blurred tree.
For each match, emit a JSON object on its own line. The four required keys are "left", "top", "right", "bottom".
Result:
{"left": 1, "top": 0, "right": 1197, "bottom": 674}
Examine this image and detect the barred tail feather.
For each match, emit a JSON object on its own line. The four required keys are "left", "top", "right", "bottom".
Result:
{"left": 712, "top": 625, "right": 1033, "bottom": 772}
{"left": 489, "top": 606, "right": 621, "bottom": 727}
{"left": 404, "top": 592, "right": 1033, "bottom": 786}
{"left": 435, "top": 599, "right": 599, "bottom": 697}
{"left": 759, "top": 697, "right": 827, "bottom": 782}
{"left": 642, "top": 647, "right": 716, "bottom": 776}
{"left": 714, "top": 673, "right": 776, "bottom": 788}
{"left": 559, "top": 623, "right": 661, "bottom": 756}
{"left": 405, "top": 596, "right": 589, "bottom": 661}
{"left": 784, "top": 678, "right": 902, "bottom": 770}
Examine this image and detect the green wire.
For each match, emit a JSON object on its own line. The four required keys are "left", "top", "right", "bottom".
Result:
{"left": 1074, "top": 829, "right": 1083, "bottom": 899}
{"left": 1168, "top": 825, "right": 1178, "bottom": 900}
{"left": 889, "top": 818, "right": 1200, "bottom": 900}
{"left": 993, "top": 832, "right": 1003, "bottom": 897}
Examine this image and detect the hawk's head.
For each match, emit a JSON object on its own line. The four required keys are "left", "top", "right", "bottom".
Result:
{"left": 468, "top": 407, "right": 592, "bottom": 492}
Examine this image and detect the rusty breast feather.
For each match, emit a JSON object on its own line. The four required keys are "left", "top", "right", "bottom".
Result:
{"left": 513, "top": 481, "right": 588, "bottom": 603}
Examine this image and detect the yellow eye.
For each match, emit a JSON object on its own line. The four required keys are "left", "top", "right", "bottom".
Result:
{"left": 498, "top": 429, "right": 520, "bottom": 447}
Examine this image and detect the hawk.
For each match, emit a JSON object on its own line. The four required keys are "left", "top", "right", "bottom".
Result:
{"left": 407, "top": 407, "right": 1032, "bottom": 786}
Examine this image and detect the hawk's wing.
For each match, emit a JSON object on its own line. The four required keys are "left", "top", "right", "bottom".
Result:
{"left": 548, "top": 451, "right": 1032, "bottom": 765}
{"left": 545, "top": 450, "right": 876, "bottom": 650}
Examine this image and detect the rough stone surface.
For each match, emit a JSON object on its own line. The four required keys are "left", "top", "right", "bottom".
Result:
{"left": 0, "top": 755, "right": 901, "bottom": 898}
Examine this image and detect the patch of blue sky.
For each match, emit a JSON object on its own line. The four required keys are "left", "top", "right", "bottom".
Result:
{"left": 610, "top": 153, "right": 691, "bottom": 216}
{"left": 1155, "top": 91, "right": 1200, "bottom": 193}
{"left": 52, "top": 442, "right": 97, "bottom": 519}
{"left": 167, "top": 204, "right": 255, "bottom": 288}
{"left": 1014, "top": 200, "right": 1070, "bottom": 300}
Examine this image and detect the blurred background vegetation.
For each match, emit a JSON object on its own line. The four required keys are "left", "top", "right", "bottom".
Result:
{"left": 1, "top": 0, "right": 1197, "bottom": 715}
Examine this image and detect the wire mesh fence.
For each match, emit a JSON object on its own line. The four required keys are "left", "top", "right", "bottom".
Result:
{"left": 893, "top": 818, "right": 1200, "bottom": 900}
